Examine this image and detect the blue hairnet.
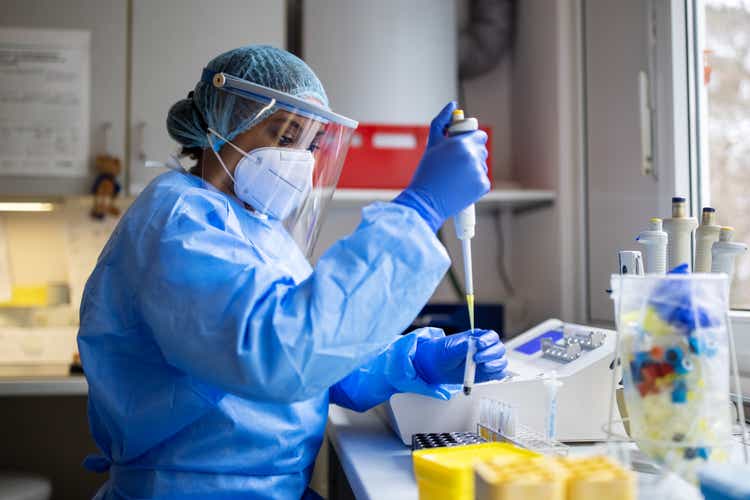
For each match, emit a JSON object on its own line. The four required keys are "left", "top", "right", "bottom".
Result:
{"left": 166, "top": 45, "right": 329, "bottom": 150}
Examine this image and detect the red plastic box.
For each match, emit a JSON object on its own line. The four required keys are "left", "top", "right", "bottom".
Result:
{"left": 338, "top": 124, "right": 493, "bottom": 189}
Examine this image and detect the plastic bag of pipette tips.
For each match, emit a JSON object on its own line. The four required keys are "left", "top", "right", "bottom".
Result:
{"left": 610, "top": 273, "right": 732, "bottom": 483}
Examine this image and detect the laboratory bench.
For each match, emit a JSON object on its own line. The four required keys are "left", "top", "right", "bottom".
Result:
{"left": 3, "top": 370, "right": 749, "bottom": 499}
{"left": 326, "top": 405, "right": 750, "bottom": 500}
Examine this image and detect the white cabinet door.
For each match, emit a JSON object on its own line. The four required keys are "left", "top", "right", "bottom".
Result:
{"left": 585, "top": 0, "right": 659, "bottom": 322}
{"left": 585, "top": 0, "right": 691, "bottom": 323}
{"left": 129, "top": 0, "right": 285, "bottom": 194}
{"left": 0, "top": 0, "right": 127, "bottom": 196}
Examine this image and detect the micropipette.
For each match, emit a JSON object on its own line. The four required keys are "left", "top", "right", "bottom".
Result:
{"left": 662, "top": 196, "right": 698, "bottom": 271}
{"left": 636, "top": 217, "right": 668, "bottom": 274}
{"left": 448, "top": 108, "right": 479, "bottom": 396}
{"left": 711, "top": 226, "right": 748, "bottom": 284}
{"left": 695, "top": 207, "right": 721, "bottom": 273}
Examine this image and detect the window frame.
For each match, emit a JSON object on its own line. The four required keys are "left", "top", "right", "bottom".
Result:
{"left": 652, "top": 0, "right": 695, "bottom": 213}
{"left": 581, "top": 0, "right": 747, "bottom": 322}
{"left": 685, "top": 0, "right": 750, "bottom": 329}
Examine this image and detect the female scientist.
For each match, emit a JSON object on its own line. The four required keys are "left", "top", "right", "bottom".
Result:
{"left": 78, "top": 45, "right": 507, "bottom": 499}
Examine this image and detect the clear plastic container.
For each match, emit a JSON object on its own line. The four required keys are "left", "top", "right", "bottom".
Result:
{"left": 610, "top": 273, "right": 733, "bottom": 482}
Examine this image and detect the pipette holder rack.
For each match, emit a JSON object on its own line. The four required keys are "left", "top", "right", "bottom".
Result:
{"left": 476, "top": 422, "right": 569, "bottom": 456}
{"left": 477, "top": 397, "right": 569, "bottom": 456}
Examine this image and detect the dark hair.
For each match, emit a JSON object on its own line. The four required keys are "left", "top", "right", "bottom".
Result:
{"left": 167, "top": 90, "right": 210, "bottom": 157}
{"left": 180, "top": 145, "right": 203, "bottom": 162}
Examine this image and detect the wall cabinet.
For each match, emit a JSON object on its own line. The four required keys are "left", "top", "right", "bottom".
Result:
{"left": 0, "top": 0, "right": 127, "bottom": 196}
{"left": 0, "top": 0, "right": 284, "bottom": 196}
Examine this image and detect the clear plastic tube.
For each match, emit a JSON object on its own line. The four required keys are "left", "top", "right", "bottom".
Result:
{"left": 543, "top": 371, "right": 563, "bottom": 441}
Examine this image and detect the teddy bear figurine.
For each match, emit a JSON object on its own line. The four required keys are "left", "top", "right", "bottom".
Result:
{"left": 90, "top": 154, "right": 122, "bottom": 219}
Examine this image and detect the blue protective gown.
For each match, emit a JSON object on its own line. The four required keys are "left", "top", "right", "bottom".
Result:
{"left": 77, "top": 170, "right": 452, "bottom": 499}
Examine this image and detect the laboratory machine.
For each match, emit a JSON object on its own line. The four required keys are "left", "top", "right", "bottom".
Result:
{"left": 382, "top": 319, "right": 624, "bottom": 445}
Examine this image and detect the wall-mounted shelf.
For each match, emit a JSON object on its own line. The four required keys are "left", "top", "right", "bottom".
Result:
{"left": 331, "top": 189, "right": 556, "bottom": 212}
{"left": 0, "top": 374, "right": 88, "bottom": 396}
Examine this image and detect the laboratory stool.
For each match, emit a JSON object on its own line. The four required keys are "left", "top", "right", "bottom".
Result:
{"left": 0, "top": 472, "right": 52, "bottom": 500}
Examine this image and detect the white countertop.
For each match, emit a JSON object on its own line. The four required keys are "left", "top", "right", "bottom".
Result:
{"left": 327, "top": 405, "right": 418, "bottom": 500}
{"left": 327, "top": 405, "right": 750, "bottom": 500}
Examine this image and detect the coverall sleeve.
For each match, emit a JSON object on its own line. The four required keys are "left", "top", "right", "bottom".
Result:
{"left": 329, "top": 328, "right": 454, "bottom": 412}
{"left": 138, "top": 192, "right": 450, "bottom": 403}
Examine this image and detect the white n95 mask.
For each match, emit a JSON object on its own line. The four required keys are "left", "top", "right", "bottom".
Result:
{"left": 207, "top": 129, "right": 315, "bottom": 220}
{"left": 233, "top": 147, "right": 314, "bottom": 220}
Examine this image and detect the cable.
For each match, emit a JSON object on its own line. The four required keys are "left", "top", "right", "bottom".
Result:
{"left": 493, "top": 209, "right": 516, "bottom": 296}
{"left": 458, "top": 77, "right": 468, "bottom": 112}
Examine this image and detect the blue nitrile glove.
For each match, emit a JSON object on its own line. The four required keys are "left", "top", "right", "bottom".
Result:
{"left": 393, "top": 101, "right": 490, "bottom": 232}
{"left": 412, "top": 329, "right": 507, "bottom": 385}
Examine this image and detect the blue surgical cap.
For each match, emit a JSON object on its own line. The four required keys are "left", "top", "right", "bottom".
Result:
{"left": 166, "top": 45, "right": 329, "bottom": 150}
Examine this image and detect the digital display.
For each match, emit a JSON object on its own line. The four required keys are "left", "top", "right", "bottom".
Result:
{"left": 514, "top": 329, "right": 564, "bottom": 355}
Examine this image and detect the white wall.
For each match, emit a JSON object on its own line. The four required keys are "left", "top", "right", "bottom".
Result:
{"left": 303, "top": 0, "right": 457, "bottom": 124}
{"left": 1, "top": 198, "right": 133, "bottom": 291}
{"left": 129, "top": 0, "right": 285, "bottom": 193}
{"left": 462, "top": 59, "right": 515, "bottom": 183}
{"left": 511, "top": 0, "right": 586, "bottom": 326}
{"left": 2, "top": 213, "right": 69, "bottom": 287}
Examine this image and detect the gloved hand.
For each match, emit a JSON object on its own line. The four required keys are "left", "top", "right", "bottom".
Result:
{"left": 413, "top": 329, "right": 507, "bottom": 385}
{"left": 393, "top": 101, "right": 490, "bottom": 231}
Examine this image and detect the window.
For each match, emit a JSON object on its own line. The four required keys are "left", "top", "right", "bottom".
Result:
{"left": 697, "top": 0, "right": 750, "bottom": 309}
{"left": 582, "top": 1, "right": 749, "bottom": 320}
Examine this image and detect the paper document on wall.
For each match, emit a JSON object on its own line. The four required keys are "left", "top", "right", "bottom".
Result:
{"left": 0, "top": 28, "right": 91, "bottom": 177}
{"left": 0, "top": 218, "right": 11, "bottom": 302}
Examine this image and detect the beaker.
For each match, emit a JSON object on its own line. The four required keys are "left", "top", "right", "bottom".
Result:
{"left": 610, "top": 273, "right": 733, "bottom": 482}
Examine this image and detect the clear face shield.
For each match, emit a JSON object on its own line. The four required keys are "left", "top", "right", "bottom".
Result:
{"left": 203, "top": 70, "right": 358, "bottom": 258}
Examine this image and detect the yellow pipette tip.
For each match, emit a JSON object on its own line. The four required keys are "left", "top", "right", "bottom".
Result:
{"left": 466, "top": 293, "right": 475, "bottom": 331}
{"left": 463, "top": 293, "right": 477, "bottom": 397}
